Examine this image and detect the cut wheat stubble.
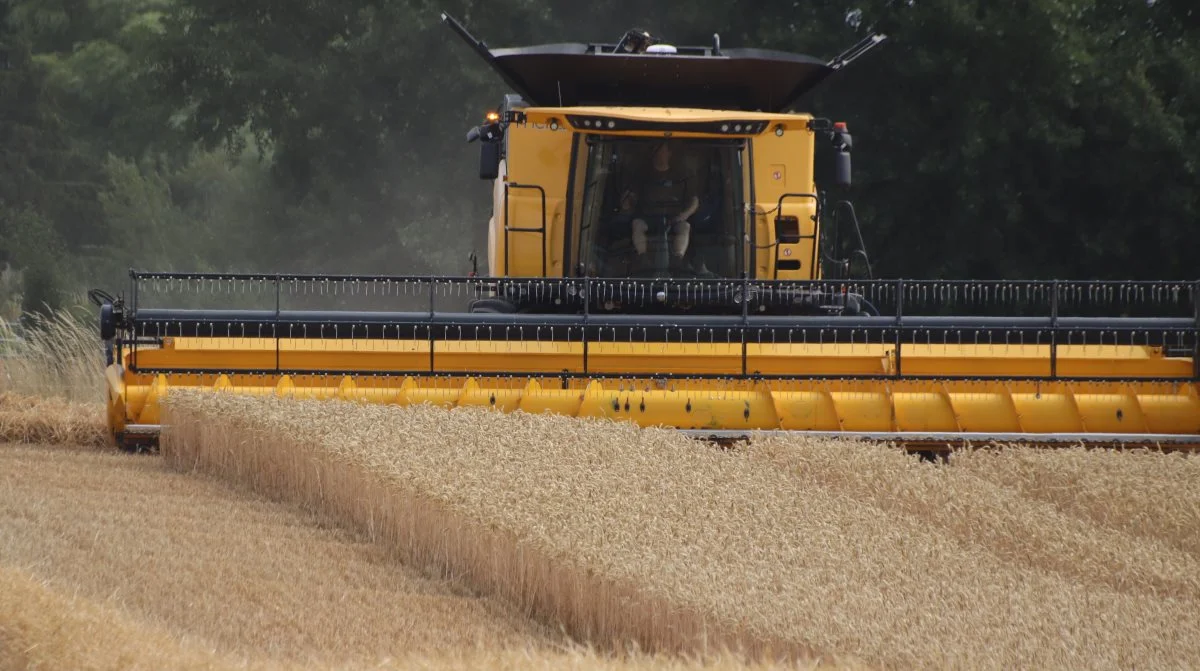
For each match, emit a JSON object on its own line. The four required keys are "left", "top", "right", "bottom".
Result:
{"left": 0, "top": 562, "right": 825, "bottom": 671}
{"left": 0, "top": 442, "right": 562, "bottom": 667}
{"left": 160, "top": 393, "right": 1200, "bottom": 670}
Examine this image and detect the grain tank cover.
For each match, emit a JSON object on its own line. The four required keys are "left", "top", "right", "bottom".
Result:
{"left": 442, "top": 13, "right": 867, "bottom": 112}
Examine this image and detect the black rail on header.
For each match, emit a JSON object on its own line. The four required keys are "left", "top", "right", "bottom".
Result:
{"left": 124, "top": 271, "right": 1200, "bottom": 317}
{"left": 124, "top": 309, "right": 1195, "bottom": 348}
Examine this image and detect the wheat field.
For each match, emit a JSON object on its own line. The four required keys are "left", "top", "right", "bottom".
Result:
{"left": 0, "top": 442, "right": 559, "bottom": 667}
{"left": 3, "top": 307, "right": 1199, "bottom": 669}
{"left": 0, "top": 308, "right": 110, "bottom": 447}
{"left": 0, "top": 558, "right": 806, "bottom": 671}
{"left": 0, "top": 439, "right": 829, "bottom": 670}
{"left": 2, "top": 556, "right": 813, "bottom": 671}
{"left": 158, "top": 393, "right": 1200, "bottom": 670}
{"left": 0, "top": 309, "right": 106, "bottom": 403}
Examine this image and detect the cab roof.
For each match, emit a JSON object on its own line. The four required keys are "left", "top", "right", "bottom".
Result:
{"left": 486, "top": 43, "right": 829, "bottom": 112}
{"left": 443, "top": 14, "right": 885, "bottom": 113}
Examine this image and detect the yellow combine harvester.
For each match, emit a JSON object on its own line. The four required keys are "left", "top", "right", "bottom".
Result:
{"left": 92, "top": 14, "right": 1200, "bottom": 452}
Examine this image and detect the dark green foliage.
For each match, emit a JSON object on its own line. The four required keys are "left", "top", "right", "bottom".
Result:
{"left": 19, "top": 264, "right": 61, "bottom": 322}
{"left": 0, "top": 6, "right": 72, "bottom": 318}
{"left": 145, "top": 0, "right": 571, "bottom": 275}
{"left": 0, "top": 0, "right": 1197, "bottom": 321}
{"left": 829, "top": 0, "right": 1200, "bottom": 279}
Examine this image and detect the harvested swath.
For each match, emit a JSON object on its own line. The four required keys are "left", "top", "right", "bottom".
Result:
{"left": 750, "top": 436, "right": 1200, "bottom": 601}
{"left": 0, "top": 567, "right": 827, "bottom": 671}
{"left": 0, "top": 392, "right": 108, "bottom": 447}
{"left": 952, "top": 446, "right": 1200, "bottom": 557}
{"left": 0, "top": 565, "right": 275, "bottom": 671}
{"left": 0, "top": 442, "right": 558, "bottom": 666}
{"left": 1, "top": 566, "right": 821, "bottom": 671}
{"left": 161, "top": 393, "right": 1200, "bottom": 670}
{"left": 0, "top": 444, "right": 830, "bottom": 671}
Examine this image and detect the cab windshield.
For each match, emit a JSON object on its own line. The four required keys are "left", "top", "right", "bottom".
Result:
{"left": 571, "top": 136, "right": 746, "bottom": 279}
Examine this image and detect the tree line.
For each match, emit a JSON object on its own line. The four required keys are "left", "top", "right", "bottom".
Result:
{"left": 2, "top": 0, "right": 1196, "bottom": 322}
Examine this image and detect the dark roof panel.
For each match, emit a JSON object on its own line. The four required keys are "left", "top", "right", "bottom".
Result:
{"left": 440, "top": 13, "right": 878, "bottom": 113}
{"left": 487, "top": 45, "right": 833, "bottom": 111}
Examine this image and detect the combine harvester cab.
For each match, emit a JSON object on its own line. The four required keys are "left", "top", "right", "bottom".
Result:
{"left": 92, "top": 16, "right": 1200, "bottom": 452}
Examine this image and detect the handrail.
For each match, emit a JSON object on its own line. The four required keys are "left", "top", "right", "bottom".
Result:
{"left": 769, "top": 192, "right": 819, "bottom": 280}
{"left": 503, "top": 182, "right": 549, "bottom": 277}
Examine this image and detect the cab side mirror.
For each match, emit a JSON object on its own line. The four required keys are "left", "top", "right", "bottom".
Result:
{"left": 831, "top": 122, "right": 852, "bottom": 187}
{"left": 478, "top": 141, "right": 500, "bottom": 180}
{"left": 466, "top": 116, "right": 503, "bottom": 181}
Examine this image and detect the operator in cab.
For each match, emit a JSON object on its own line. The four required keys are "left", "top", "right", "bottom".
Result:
{"left": 619, "top": 141, "right": 698, "bottom": 270}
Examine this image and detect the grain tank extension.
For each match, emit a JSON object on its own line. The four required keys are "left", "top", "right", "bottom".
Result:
{"left": 92, "top": 14, "right": 1200, "bottom": 451}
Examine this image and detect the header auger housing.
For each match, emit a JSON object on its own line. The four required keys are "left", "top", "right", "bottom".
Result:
{"left": 92, "top": 16, "right": 1200, "bottom": 453}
